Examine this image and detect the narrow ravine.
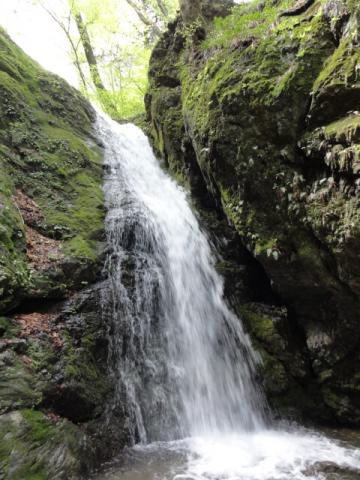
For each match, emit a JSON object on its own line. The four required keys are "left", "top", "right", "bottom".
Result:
{"left": 94, "top": 114, "right": 360, "bottom": 480}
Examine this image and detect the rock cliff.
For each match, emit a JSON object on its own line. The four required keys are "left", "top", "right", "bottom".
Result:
{"left": 146, "top": 0, "right": 360, "bottom": 425}
{"left": 0, "top": 28, "right": 128, "bottom": 479}
{"left": 1, "top": 0, "right": 360, "bottom": 475}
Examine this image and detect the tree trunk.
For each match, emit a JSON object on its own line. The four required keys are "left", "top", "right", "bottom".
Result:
{"left": 39, "top": 3, "right": 88, "bottom": 90}
{"left": 73, "top": 11, "right": 106, "bottom": 91}
{"left": 179, "top": 0, "right": 202, "bottom": 23}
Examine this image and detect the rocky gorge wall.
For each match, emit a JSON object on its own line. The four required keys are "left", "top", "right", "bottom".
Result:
{"left": 0, "top": 28, "right": 130, "bottom": 479}
{"left": 0, "top": 0, "right": 360, "bottom": 476}
{"left": 146, "top": 0, "right": 360, "bottom": 426}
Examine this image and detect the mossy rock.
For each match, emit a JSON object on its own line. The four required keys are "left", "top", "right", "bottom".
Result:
{"left": 0, "top": 27, "right": 126, "bottom": 476}
{"left": 0, "top": 350, "right": 42, "bottom": 415}
{"left": 0, "top": 409, "right": 85, "bottom": 479}
{"left": 147, "top": 0, "right": 360, "bottom": 425}
{"left": 0, "top": 27, "right": 105, "bottom": 314}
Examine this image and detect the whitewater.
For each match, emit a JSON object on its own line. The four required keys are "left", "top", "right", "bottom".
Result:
{"left": 94, "top": 114, "right": 360, "bottom": 480}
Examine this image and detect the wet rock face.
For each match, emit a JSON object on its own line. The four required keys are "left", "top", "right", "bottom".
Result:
{"left": 147, "top": 0, "right": 360, "bottom": 425}
{"left": 0, "top": 284, "right": 131, "bottom": 478}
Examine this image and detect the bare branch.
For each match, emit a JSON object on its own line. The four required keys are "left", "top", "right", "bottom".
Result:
{"left": 125, "top": 0, "right": 162, "bottom": 38}
{"left": 38, "top": 1, "right": 87, "bottom": 89}
{"left": 156, "top": 0, "right": 169, "bottom": 18}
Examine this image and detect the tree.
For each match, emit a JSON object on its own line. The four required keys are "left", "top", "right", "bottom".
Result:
{"left": 125, "top": 0, "right": 162, "bottom": 39}
{"left": 37, "top": 0, "right": 88, "bottom": 89}
{"left": 124, "top": 0, "right": 177, "bottom": 42}
{"left": 37, "top": 0, "right": 112, "bottom": 100}
{"left": 71, "top": 8, "right": 106, "bottom": 92}
{"left": 37, "top": 0, "right": 179, "bottom": 118}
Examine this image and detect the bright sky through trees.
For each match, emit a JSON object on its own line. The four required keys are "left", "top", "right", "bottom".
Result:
{"left": 0, "top": 0, "right": 247, "bottom": 119}
{"left": 1, "top": 0, "right": 78, "bottom": 85}
{"left": 0, "top": 0, "right": 178, "bottom": 119}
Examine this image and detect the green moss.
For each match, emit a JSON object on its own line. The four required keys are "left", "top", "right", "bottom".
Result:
{"left": 202, "top": 0, "right": 294, "bottom": 49}
{"left": 260, "top": 351, "right": 289, "bottom": 394}
{"left": 2, "top": 120, "right": 104, "bottom": 253}
{"left": 21, "top": 409, "right": 55, "bottom": 443}
{"left": 313, "top": 34, "right": 360, "bottom": 91}
{"left": 63, "top": 329, "right": 100, "bottom": 382}
{"left": 149, "top": 86, "right": 193, "bottom": 190}
{"left": 240, "top": 306, "right": 275, "bottom": 339}
{"left": 239, "top": 304, "right": 286, "bottom": 353}
{"left": 181, "top": 0, "right": 333, "bottom": 130}
{"left": 63, "top": 236, "right": 98, "bottom": 261}
{"left": 237, "top": 304, "right": 290, "bottom": 396}
{"left": 324, "top": 115, "right": 360, "bottom": 142}
{"left": 147, "top": 0, "right": 360, "bottom": 426}
{"left": 295, "top": 237, "right": 333, "bottom": 285}
{"left": 176, "top": 0, "right": 338, "bottom": 269}
{"left": 58, "top": 324, "right": 109, "bottom": 418}
{"left": 0, "top": 351, "right": 43, "bottom": 415}
{"left": 0, "top": 409, "right": 83, "bottom": 479}
{"left": 297, "top": 241, "right": 322, "bottom": 266}
{"left": 254, "top": 238, "right": 279, "bottom": 257}
{"left": 0, "top": 159, "right": 30, "bottom": 312}
{"left": 64, "top": 353, "right": 98, "bottom": 385}
{"left": 0, "top": 28, "right": 104, "bottom": 311}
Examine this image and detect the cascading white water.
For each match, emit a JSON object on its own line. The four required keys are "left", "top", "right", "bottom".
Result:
{"left": 98, "top": 113, "right": 266, "bottom": 440}
{"left": 95, "top": 113, "right": 360, "bottom": 480}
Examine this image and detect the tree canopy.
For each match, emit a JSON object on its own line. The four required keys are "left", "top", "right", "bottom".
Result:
{"left": 36, "top": 0, "right": 179, "bottom": 119}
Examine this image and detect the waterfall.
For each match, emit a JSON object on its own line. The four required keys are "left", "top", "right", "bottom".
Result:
{"left": 97, "top": 114, "right": 266, "bottom": 443}
{"left": 94, "top": 114, "right": 360, "bottom": 480}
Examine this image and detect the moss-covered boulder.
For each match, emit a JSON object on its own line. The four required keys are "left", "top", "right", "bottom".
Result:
{"left": 147, "top": 0, "right": 360, "bottom": 425}
{"left": 0, "top": 282, "right": 133, "bottom": 479}
{"left": 0, "top": 27, "right": 105, "bottom": 314}
{"left": 0, "top": 409, "right": 85, "bottom": 479}
{"left": 0, "top": 29, "right": 132, "bottom": 478}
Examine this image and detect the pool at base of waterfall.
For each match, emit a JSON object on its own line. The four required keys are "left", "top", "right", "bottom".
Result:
{"left": 92, "top": 426, "right": 360, "bottom": 480}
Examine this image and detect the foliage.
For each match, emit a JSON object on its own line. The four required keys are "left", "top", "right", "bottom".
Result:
{"left": 79, "top": 15, "right": 153, "bottom": 119}
{"left": 36, "top": 0, "right": 179, "bottom": 119}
